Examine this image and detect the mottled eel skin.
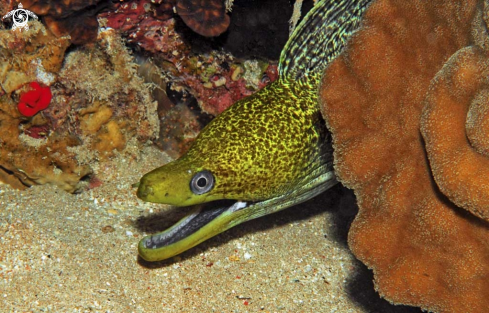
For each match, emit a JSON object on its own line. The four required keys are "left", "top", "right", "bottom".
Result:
{"left": 136, "top": 0, "right": 371, "bottom": 261}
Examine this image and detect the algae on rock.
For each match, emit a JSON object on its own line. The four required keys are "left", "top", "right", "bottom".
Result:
{"left": 0, "top": 23, "right": 158, "bottom": 193}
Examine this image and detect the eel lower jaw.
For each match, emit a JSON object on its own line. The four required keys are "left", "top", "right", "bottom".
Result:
{"left": 138, "top": 200, "right": 251, "bottom": 262}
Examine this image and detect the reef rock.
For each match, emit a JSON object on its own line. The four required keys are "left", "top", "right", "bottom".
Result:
{"left": 0, "top": 22, "right": 158, "bottom": 192}
{"left": 102, "top": 1, "right": 278, "bottom": 117}
{"left": 0, "top": 20, "right": 69, "bottom": 93}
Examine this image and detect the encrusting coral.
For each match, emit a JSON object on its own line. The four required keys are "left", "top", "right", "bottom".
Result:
{"left": 0, "top": 20, "right": 86, "bottom": 192}
{"left": 0, "top": 20, "right": 69, "bottom": 93}
{"left": 113, "top": 0, "right": 231, "bottom": 37}
{"left": 102, "top": 2, "right": 278, "bottom": 117}
{"left": 319, "top": 0, "right": 489, "bottom": 312}
{"left": 0, "top": 20, "right": 158, "bottom": 192}
{"left": 51, "top": 27, "right": 159, "bottom": 159}
{"left": 0, "top": 0, "right": 8, "bottom": 16}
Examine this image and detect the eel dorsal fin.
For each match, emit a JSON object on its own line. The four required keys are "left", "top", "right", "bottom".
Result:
{"left": 279, "top": 0, "right": 372, "bottom": 82}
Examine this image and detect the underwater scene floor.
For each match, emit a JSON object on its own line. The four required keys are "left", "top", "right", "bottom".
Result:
{"left": 0, "top": 146, "right": 422, "bottom": 312}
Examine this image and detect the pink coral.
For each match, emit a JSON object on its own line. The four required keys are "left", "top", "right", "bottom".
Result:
{"left": 103, "top": 4, "right": 278, "bottom": 116}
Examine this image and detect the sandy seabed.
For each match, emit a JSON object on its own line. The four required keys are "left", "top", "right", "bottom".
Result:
{"left": 0, "top": 146, "right": 421, "bottom": 313}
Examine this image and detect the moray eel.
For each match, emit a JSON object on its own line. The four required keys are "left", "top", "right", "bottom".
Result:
{"left": 137, "top": 0, "right": 371, "bottom": 261}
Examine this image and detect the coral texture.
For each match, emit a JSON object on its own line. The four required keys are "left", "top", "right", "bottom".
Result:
{"left": 100, "top": 0, "right": 231, "bottom": 37}
{"left": 0, "top": 20, "right": 87, "bottom": 192}
{"left": 421, "top": 46, "right": 489, "bottom": 221}
{"left": 102, "top": 4, "right": 277, "bottom": 117}
{"left": 54, "top": 28, "right": 159, "bottom": 159}
{"left": 0, "top": 22, "right": 158, "bottom": 192}
{"left": 319, "top": 0, "right": 489, "bottom": 312}
{"left": 0, "top": 20, "right": 70, "bottom": 93}
{"left": 0, "top": 0, "right": 10, "bottom": 16}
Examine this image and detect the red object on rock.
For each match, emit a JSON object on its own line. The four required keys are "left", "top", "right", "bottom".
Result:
{"left": 18, "top": 82, "right": 52, "bottom": 117}
{"left": 25, "top": 124, "right": 50, "bottom": 139}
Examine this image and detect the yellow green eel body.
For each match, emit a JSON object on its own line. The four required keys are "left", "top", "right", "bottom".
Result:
{"left": 136, "top": 0, "right": 371, "bottom": 261}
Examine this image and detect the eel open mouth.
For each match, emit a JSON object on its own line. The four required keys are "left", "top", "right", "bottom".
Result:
{"left": 137, "top": 167, "right": 337, "bottom": 262}
{"left": 138, "top": 200, "right": 250, "bottom": 262}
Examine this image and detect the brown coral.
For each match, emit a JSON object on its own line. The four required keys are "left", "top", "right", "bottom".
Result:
{"left": 421, "top": 46, "right": 489, "bottom": 221}
{"left": 319, "top": 0, "right": 489, "bottom": 312}
{"left": 176, "top": 0, "right": 230, "bottom": 37}
{"left": 21, "top": 0, "right": 109, "bottom": 44}
{"left": 102, "top": 0, "right": 230, "bottom": 37}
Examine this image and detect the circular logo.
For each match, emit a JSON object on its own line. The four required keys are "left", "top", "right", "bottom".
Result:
{"left": 2, "top": 3, "right": 38, "bottom": 31}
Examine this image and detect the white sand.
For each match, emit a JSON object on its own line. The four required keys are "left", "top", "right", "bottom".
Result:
{"left": 0, "top": 146, "right": 420, "bottom": 312}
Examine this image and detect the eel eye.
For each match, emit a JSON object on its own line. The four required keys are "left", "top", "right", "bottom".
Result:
{"left": 190, "top": 170, "right": 214, "bottom": 195}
